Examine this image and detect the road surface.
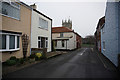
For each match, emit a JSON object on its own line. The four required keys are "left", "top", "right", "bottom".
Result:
{"left": 3, "top": 48, "right": 119, "bottom": 78}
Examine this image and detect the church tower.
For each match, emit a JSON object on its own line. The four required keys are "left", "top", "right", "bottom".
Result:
{"left": 62, "top": 19, "right": 72, "bottom": 30}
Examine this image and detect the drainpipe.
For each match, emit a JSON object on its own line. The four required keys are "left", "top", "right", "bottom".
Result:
{"left": 30, "top": 9, "right": 33, "bottom": 55}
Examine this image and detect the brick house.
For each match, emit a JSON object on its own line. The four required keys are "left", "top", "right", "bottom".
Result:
{"left": 95, "top": 16, "right": 105, "bottom": 52}
{"left": 0, "top": 0, "right": 32, "bottom": 62}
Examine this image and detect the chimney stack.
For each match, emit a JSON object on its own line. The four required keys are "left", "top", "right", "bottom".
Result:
{"left": 30, "top": 3, "right": 37, "bottom": 9}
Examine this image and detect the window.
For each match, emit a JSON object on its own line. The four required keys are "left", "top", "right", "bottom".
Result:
{"left": 17, "top": 36, "right": 20, "bottom": 48}
{"left": 45, "top": 38, "right": 48, "bottom": 48}
{"left": 103, "top": 41, "right": 105, "bottom": 50}
{"left": 38, "top": 36, "right": 41, "bottom": 48}
{"left": 39, "top": 17, "right": 48, "bottom": 29}
{"left": 0, "top": 34, "right": 20, "bottom": 52}
{"left": 54, "top": 40, "right": 57, "bottom": 47}
{"left": 60, "top": 33, "right": 63, "bottom": 37}
{"left": 0, "top": 35, "right": 6, "bottom": 49}
{"left": 38, "top": 36, "right": 48, "bottom": 48}
{"left": 62, "top": 40, "right": 64, "bottom": 47}
{"left": 1, "top": 2, "right": 20, "bottom": 20}
{"left": 9, "top": 35, "right": 15, "bottom": 49}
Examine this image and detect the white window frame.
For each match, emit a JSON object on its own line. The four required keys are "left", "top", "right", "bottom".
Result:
{"left": 38, "top": 17, "right": 48, "bottom": 30}
{"left": 45, "top": 37, "right": 48, "bottom": 48}
{"left": 103, "top": 41, "right": 105, "bottom": 51}
{"left": 0, "top": 1, "right": 20, "bottom": 20}
{"left": 38, "top": 36, "right": 41, "bottom": 48}
{"left": 0, "top": 33, "right": 20, "bottom": 52}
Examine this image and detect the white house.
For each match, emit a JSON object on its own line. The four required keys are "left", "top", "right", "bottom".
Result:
{"left": 31, "top": 4, "right": 52, "bottom": 52}
{"left": 52, "top": 27, "right": 77, "bottom": 50}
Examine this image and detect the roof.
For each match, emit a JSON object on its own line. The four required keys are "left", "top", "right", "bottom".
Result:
{"left": 96, "top": 16, "right": 105, "bottom": 29}
{"left": 33, "top": 9, "right": 52, "bottom": 21}
{"left": 52, "top": 27, "right": 73, "bottom": 33}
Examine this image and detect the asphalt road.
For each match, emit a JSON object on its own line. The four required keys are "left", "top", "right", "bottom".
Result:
{"left": 3, "top": 48, "right": 120, "bottom": 78}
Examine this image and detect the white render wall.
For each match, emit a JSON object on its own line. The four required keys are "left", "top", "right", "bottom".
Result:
{"left": 31, "top": 10, "right": 52, "bottom": 52}
{"left": 52, "top": 32, "right": 76, "bottom": 50}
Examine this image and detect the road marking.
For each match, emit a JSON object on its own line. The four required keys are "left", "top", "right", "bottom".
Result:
{"left": 79, "top": 48, "right": 87, "bottom": 56}
{"left": 91, "top": 48, "right": 93, "bottom": 52}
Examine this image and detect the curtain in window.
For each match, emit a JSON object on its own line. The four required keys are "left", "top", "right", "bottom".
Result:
{"left": 9, "top": 35, "right": 15, "bottom": 49}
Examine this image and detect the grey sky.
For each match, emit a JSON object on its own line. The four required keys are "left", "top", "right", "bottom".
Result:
{"left": 21, "top": 0, "right": 106, "bottom": 38}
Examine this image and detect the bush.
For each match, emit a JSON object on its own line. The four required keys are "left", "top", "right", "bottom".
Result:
{"left": 6, "top": 60, "right": 16, "bottom": 66}
{"left": 18, "top": 58, "right": 24, "bottom": 64}
{"left": 10, "top": 56, "right": 17, "bottom": 60}
{"left": 35, "top": 53, "right": 42, "bottom": 61}
{"left": 29, "top": 54, "right": 36, "bottom": 59}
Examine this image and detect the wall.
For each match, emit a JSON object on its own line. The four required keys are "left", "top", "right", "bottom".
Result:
{"left": 31, "top": 10, "right": 52, "bottom": 52}
{"left": 101, "top": 2, "right": 119, "bottom": 66}
{"left": 1, "top": 3, "right": 31, "bottom": 62}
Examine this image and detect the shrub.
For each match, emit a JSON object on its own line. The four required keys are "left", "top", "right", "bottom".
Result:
{"left": 35, "top": 53, "right": 42, "bottom": 61}
{"left": 10, "top": 56, "right": 17, "bottom": 60}
{"left": 6, "top": 60, "right": 16, "bottom": 66}
{"left": 29, "top": 54, "right": 36, "bottom": 59}
{"left": 35, "top": 53, "right": 42, "bottom": 58}
{"left": 18, "top": 58, "right": 24, "bottom": 64}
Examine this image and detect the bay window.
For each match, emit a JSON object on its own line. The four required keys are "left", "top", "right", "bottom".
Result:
{"left": 0, "top": 34, "right": 20, "bottom": 52}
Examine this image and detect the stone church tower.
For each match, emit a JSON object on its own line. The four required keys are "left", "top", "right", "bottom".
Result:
{"left": 62, "top": 19, "right": 72, "bottom": 30}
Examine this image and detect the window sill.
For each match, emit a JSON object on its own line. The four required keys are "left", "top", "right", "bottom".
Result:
{"left": 0, "top": 13, "right": 20, "bottom": 21}
{"left": 38, "top": 27, "right": 48, "bottom": 31}
{"left": 0, "top": 48, "right": 20, "bottom": 52}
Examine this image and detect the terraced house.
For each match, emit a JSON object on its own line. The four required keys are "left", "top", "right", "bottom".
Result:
{"left": 30, "top": 4, "right": 52, "bottom": 52}
{"left": 101, "top": 1, "right": 120, "bottom": 67}
{"left": 0, "top": 0, "right": 32, "bottom": 62}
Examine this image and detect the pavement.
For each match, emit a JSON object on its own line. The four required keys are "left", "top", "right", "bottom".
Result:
{"left": 2, "top": 48, "right": 120, "bottom": 79}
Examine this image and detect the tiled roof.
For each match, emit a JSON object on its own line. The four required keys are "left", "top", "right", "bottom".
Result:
{"left": 52, "top": 27, "right": 73, "bottom": 33}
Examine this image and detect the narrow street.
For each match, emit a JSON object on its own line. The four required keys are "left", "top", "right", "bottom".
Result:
{"left": 3, "top": 48, "right": 119, "bottom": 78}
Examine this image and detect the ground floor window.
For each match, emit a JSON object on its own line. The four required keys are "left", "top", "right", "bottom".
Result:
{"left": 103, "top": 41, "right": 105, "bottom": 50}
{"left": 0, "top": 34, "right": 20, "bottom": 51}
{"left": 62, "top": 40, "right": 65, "bottom": 47}
{"left": 38, "top": 36, "right": 48, "bottom": 48}
{"left": 54, "top": 40, "right": 57, "bottom": 47}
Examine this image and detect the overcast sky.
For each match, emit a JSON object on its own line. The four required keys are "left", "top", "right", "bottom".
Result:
{"left": 21, "top": 0, "right": 106, "bottom": 38}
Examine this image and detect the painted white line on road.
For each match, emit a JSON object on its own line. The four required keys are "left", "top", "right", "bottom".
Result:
{"left": 91, "top": 48, "right": 93, "bottom": 52}
{"left": 79, "top": 48, "right": 87, "bottom": 56}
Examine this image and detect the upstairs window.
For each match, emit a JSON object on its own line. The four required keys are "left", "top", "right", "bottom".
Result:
{"left": 60, "top": 33, "right": 63, "bottom": 37}
{"left": 0, "top": 2, "right": 20, "bottom": 20}
{"left": 39, "top": 17, "right": 48, "bottom": 29}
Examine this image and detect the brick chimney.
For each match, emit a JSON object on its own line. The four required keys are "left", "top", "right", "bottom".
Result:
{"left": 30, "top": 3, "right": 37, "bottom": 9}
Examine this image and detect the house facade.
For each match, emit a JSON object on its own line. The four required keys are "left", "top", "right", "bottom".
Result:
{"left": 95, "top": 16, "right": 105, "bottom": 52}
{"left": 31, "top": 4, "right": 52, "bottom": 52}
{"left": 0, "top": 1, "right": 32, "bottom": 62}
{"left": 101, "top": 1, "right": 120, "bottom": 67}
{"left": 52, "top": 27, "right": 81, "bottom": 50}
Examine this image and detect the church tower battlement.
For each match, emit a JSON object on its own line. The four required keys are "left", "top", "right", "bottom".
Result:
{"left": 62, "top": 19, "right": 72, "bottom": 30}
